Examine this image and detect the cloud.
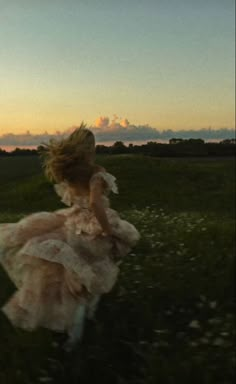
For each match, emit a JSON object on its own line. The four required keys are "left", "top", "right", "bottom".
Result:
{"left": 0, "top": 116, "right": 235, "bottom": 148}
{"left": 91, "top": 116, "right": 235, "bottom": 142}
{"left": 120, "top": 118, "right": 130, "bottom": 128}
{"left": 94, "top": 116, "right": 110, "bottom": 129}
{"left": 94, "top": 115, "right": 130, "bottom": 131}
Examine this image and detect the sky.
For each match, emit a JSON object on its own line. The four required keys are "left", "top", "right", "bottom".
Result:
{"left": 0, "top": 0, "right": 235, "bottom": 138}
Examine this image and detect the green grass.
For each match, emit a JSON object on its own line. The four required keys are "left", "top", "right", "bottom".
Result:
{"left": 0, "top": 155, "right": 235, "bottom": 384}
{"left": 0, "top": 156, "right": 41, "bottom": 183}
{"left": 0, "top": 155, "right": 235, "bottom": 216}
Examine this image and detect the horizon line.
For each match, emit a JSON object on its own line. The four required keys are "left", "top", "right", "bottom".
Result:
{"left": 0, "top": 126, "right": 235, "bottom": 137}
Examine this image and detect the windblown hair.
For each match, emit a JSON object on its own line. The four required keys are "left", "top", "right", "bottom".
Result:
{"left": 40, "top": 123, "right": 96, "bottom": 186}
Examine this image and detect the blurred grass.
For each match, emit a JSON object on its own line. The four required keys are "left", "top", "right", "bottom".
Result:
{"left": 0, "top": 155, "right": 235, "bottom": 216}
{"left": 0, "top": 155, "right": 235, "bottom": 384}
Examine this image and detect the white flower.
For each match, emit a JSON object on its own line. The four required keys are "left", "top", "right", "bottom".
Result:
{"left": 212, "top": 338, "right": 224, "bottom": 346}
{"left": 38, "top": 378, "right": 53, "bottom": 383}
{"left": 189, "top": 320, "right": 201, "bottom": 329}
{"left": 209, "top": 301, "right": 217, "bottom": 309}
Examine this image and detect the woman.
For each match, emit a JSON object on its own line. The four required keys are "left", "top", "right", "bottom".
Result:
{"left": 0, "top": 124, "right": 140, "bottom": 348}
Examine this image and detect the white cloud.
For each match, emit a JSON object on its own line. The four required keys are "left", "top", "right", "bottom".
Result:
{"left": 94, "top": 116, "right": 110, "bottom": 129}
{"left": 0, "top": 115, "right": 235, "bottom": 147}
{"left": 120, "top": 118, "right": 130, "bottom": 128}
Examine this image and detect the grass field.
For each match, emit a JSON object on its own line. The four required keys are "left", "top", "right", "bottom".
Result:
{"left": 0, "top": 155, "right": 235, "bottom": 384}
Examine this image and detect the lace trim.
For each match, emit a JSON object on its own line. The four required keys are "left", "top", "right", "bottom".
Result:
{"left": 54, "top": 182, "right": 73, "bottom": 206}
{"left": 90, "top": 172, "right": 118, "bottom": 194}
{"left": 54, "top": 171, "right": 118, "bottom": 207}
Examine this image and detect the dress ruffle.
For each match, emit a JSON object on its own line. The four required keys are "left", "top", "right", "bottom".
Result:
{"left": 0, "top": 171, "right": 140, "bottom": 332}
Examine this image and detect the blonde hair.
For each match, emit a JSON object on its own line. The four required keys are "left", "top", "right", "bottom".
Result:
{"left": 40, "top": 123, "right": 96, "bottom": 185}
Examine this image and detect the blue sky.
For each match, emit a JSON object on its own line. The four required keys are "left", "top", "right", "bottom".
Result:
{"left": 0, "top": 0, "right": 235, "bottom": 135}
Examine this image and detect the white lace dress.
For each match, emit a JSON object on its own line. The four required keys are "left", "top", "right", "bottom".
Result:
{"left": 0, "top": 171, "right": 140, "bottom": 332}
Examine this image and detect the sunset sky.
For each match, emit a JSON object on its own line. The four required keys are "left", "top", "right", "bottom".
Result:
{"left": 0, "top": 0, "right": 235, "bottom": 136}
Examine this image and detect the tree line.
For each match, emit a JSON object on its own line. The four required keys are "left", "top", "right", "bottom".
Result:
{"left": 0, "top": 138, "right": 235, "bottom": 157}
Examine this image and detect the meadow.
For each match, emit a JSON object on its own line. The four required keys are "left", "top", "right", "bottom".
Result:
{"left": 0, "top": 155, "right": 235, "bottom": 384}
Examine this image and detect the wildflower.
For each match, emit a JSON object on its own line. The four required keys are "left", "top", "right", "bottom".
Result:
{"left": 189, "top": 320, "right": 201, "bottom": 329}
{"left": 209, "top": 301, "right": 217, "bottom": 309}
{"left": 212, "top": 338, "right": 224, "bottom": 346}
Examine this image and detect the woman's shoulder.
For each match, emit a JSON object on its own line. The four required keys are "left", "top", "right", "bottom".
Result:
{"left": 90, "top": 166, "right": 118, "bottom": 194}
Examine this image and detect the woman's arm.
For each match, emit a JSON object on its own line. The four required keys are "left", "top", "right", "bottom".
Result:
{"left": 89, "top": 177, "right": 113, "bottom": 235}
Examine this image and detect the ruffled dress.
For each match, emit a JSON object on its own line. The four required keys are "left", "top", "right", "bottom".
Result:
{"left": 0, "top": 171, "right": 140, "bottom": 333}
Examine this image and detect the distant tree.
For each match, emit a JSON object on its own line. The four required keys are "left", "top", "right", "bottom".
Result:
{"left": 37, "top": 145, "right": 46, "bottom": 152}
{"left": 0, "top": 148, "right": 7, "bottom": 156}
{"left": 95, "top": 144, "right": 110, "bottom": 154}
{"left": 10, "top": 148, "right": 38, "bottom": 156}
{"left": 187, "top": 138, "right": 205, "bottom": 145}
{"left": 220, "top": 139, "right": 236, "bottom": 145}
{"left": 113, "top": 141, "right": 126, "bottom": 148}
{"left": 111, "top": 141, "right": 127, "bottom": 154}
{"left": 169, "top": 138, "right": 184, "bottom": 144}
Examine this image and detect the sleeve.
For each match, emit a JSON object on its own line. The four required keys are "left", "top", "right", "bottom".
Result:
{"left": 54, "top": 181, "right": 74, "bottom": 206}
{"left": 90, "top": 172, "right": 119, "bottom": 194}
